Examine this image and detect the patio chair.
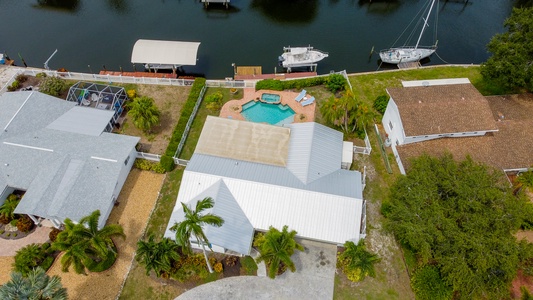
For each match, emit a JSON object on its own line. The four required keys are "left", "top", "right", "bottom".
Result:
{"left": 295, "top": 89, "right": 307, "bottom": 102}
{"left": 301, "top": 96, "right": 315, "bottom": 107}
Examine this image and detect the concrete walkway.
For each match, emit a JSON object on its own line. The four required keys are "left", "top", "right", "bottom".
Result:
{"left": 177, "top": 239, "right": 337, "bottom": 300}
{"left": 0, "top": 226, "right": 52, "bottom": 256}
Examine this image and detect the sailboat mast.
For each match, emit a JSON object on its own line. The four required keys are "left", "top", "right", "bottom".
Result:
{"left": 414, "top": 0, "right": 437, "bottom": 49}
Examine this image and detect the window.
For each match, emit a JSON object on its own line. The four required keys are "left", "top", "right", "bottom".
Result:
{"left": 124, "top": 155, "right": 130, "bottom": 166}
{"left": 389, "top": 121, "right": 394, "bottom": 130}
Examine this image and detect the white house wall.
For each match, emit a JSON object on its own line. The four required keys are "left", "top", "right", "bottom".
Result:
{"left": 382, "top": 98, "right": 406, "bottom": 145}
{"left": 113, "top": 147, "right": 137, "bottom": 200}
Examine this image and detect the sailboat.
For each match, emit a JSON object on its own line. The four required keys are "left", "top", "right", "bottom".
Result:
{"left": 379, "top": 0, "right": 438, "bottom": 64}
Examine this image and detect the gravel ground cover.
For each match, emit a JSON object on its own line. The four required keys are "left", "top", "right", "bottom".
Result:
{"left": 44, "top": 169, "right": 164, "bottom": 300}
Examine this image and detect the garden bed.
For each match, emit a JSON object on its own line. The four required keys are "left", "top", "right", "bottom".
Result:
{"left": 0, "top": 222, "right": 36, "bottom": 240}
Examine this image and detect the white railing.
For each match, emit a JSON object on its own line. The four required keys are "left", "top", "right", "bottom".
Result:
{"left": 12, "top": 68, "right": 197, "bottom": 86}
{"left": 136, "top": 152, "right": 161, "bottom": 162}
{"left": 175, "top": 85, "right": 207, "bottom": 157}
{"left": 174, "top": 158, "right": 189, "bottom": 166}
{"left": 205, "top": 79, "right": 256, "bottom": 88}
{"left": 353, "top": 129, "right": 372, "bottom": 155}
{"left": 362, "top": 166, "right": 367, "bottom": 190}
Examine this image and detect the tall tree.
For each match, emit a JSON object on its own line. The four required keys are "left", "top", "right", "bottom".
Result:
{"left": 170, "top": 197, "right": 224, "bottom": 273}
{"left": 320, "top": 89, "right": 374, "bottom": 134}
{"left": 254, "top": 225, "right": 304, "bottom": 279}
{"left": 135, "top": 235, "right": 181, "bottom": 277}
{"left": 481, "top": 7, "right": 533, "bottom": 92}
{"left": 126, "top": 96, "right": 161, "bottom": 133}
{"left": 52, "top": 210, "right": 125, "bottom": 274}
{"left": 385, "top": 154, "right": 532, "bottom": 299}
{"left": 0, "top": 267, "right": 68, "bottom": 300}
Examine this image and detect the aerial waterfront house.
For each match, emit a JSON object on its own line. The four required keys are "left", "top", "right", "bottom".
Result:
{"left": 382, "top": 78, "right": 533, "bottom": 174}
{"left": 164, "top": 116, "right": 366, "bottom": 256}
{"left": 0, "top": 91, "right": 139, "bottom": 229}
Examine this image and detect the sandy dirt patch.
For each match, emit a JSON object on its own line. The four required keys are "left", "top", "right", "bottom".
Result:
{"left": 45, "top": 169, "right": 164, "bottom": 300}
{"left": 119, "top": 84, "right": 191, "bottom": 154}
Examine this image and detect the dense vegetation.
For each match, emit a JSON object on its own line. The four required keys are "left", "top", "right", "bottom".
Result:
{"left": 383, "top": 154, "right": 533, "bottom": 299}
{"left": 0, "top": 267, "right": 68, "bottom": 300}
{"left": 337, "top": 240, "right": 380, "bottom": 282}
{"left": 481, "top": 7, "right": 533, "bottom": 93}
{"left": 255, "top": 73, "right": 346, "bottom": 93}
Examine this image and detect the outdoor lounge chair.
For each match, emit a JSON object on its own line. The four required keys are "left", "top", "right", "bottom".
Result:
{"left": 295, "top": 89, "right": 307, "bottom": 102}
{"left": 301, "top": 96, "right": 315, "bottom": 107}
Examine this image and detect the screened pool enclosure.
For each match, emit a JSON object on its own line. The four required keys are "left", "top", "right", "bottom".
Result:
{"left": 66, "top": 82, "right": 128, "bottom": 128}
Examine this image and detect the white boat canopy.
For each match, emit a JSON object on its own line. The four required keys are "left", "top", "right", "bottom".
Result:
{"left": 131, "top": 39, "right": 200, "bottom": 66}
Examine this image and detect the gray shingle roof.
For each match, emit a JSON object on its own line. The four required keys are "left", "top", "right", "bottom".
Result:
{"left": 0, "top": 91, "right": 139, "bottom": 228}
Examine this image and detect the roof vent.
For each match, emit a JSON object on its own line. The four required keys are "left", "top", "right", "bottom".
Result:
{"left": 422, "top": 81, "right": 429, "bottom": 87}
{"left": 418, "top": 100, "right": 422, "bottom": 104}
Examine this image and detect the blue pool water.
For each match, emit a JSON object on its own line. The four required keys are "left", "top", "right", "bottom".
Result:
{"left": 261, "top": 93, "right": 281, "bottom": 103}
{"left": 241, "top": 101, "right": 295, "bottom": 126}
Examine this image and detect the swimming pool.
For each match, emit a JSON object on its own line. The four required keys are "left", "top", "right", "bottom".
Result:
{"left": 261, "top": 93, "right": 281, "bottom": 103}
{"left": 241, "top": 101, "right": 295, "bottom": 126}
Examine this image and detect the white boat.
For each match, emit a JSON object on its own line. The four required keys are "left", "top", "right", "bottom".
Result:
{"left": 379, "top": 0, "right": 438, "bottom": 64}
{"left": 278, "top": 46, "right": 328, "bottom": 68}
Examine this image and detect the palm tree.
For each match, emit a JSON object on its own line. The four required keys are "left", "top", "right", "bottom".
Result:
{"left": 0, "top": 195, "right": 20, "bottom": 221}
{"left": 255, "top": 225, "right": 304, "bottom": 279}
{"left": 126, "top": 96, "right": 161, "bottom": 133}
{"left": 0, "top": 267, "right": 68, "bottom": 300}
{"left": 52, "top": 210, "right": 125, "bottom": 274}
{"left": 338, "top": 240, "right": 380, "bottom": 282}
{"left": 170, "top": 197, "right": 224, "bottom": 273}
{"left": 135, "top": 235, "right": 181, "bottom": 277}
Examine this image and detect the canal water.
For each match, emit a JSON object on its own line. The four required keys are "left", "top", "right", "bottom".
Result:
{"left": 0, "top": 0, "right": 513, "bottom": 79}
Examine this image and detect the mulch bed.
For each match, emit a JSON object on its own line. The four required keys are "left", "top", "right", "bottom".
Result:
{"left": 0, "top": 222, "right": 36, "bottom": 240}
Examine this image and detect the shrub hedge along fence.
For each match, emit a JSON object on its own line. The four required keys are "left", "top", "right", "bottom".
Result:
{"left": 160, "top": 77, "right": 206, "bottom": 172}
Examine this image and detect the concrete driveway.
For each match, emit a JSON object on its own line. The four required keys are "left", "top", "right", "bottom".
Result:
{"left": 177, "top": 239, "right": 337, "bottom": 300}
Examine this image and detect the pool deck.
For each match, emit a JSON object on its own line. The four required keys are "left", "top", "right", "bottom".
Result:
{"left": 220, "top": 88, "right": 316, "bottom": 123}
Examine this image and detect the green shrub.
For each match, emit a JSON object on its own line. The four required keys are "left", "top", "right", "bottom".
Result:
{"left": 159, "top": 155, "right": 175, "bottom": 172}
{"left": 10, "top": 219, "right": 18, "bottom": 227}
{"left": 164, "top": 77, "right": 206, "bottom": 159}
{"left": 85, "top": 250, "right": 117, "bottom": 272}
{"left": 134, "top": 159, "right": 166, "bottom": 174}
{"left": 11, "top": 80, "right": 20, "bottom": 90}
{"left": 39, "top": 76, "right": 66, "bottom": 97}
{"left": 325, "top": 74, "right": 347, "bottom": 93}
{"left": 255, "top": 76, "right": 331, "bottom": 92}
{"left": 0, "top": 214, "right": 10, "bottom": 224}
{"left": 205, "top": 91, "right": 224, "bottom": 111}
{"left": 36, "top": 72, "right": 47, "bottom": 78}
{"left": 373, "top": 95, "right": 390, "bottom": 115}
{"left": 15, "top": 74, "right": 28, "bottom": 83}
{"left": 13, "top": 243, "right": 54, "bottom": 276}
{"left": 255, "top": 79, "right": 284, "bottom": 91}
{"left": 16, "top": 215, "right": 34, "bottom": 233}
{"left": 0, "top": 230, "right": 4, "bottom": 234}
{"left": 411, "top": 265, "right": 453, "bottom": 300}
{"left": 337, "top": 240, "right": 380, "bottom": 282}
{"left": 518, "top": 171, "right": 533, "bottom": 189}
{"left": 49, "top": 228, "right": 62, "bottom": 242}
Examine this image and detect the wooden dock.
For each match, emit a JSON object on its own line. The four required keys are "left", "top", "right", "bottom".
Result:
{"left": 398, "top": 62, "right": 421, "bottom": 69}
{"left": 99, "top": 71, "right": 177, "bottom": 78}
{"left": 235, "top": 66, "right": 262, "bottom": 76}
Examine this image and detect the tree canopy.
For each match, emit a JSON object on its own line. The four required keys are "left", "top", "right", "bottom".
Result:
{"left": 384, "top": 154, "right": 533, "bottom": 299}
{"left": 481, "top": 7, "right": 533, "bottom": 92}
{"left": 319, "top": 89, "right": 374, "bottom": 136}
{"left": 126, "top": 96, "right": 161, "bottom": 133}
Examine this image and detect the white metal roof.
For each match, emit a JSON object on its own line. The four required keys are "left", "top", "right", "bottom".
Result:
{"left": 165, "top": 170, "right": 362, "bottom": 246}
{"left": 131, "top": 39, "right": 200, "bottom": 66}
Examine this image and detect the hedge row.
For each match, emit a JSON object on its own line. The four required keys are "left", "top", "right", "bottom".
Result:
{"left": 255, "top": 77, "right": 328, "bottom": 91}
{"left": 160, "top": 77, "right": 206, "bottom": 171}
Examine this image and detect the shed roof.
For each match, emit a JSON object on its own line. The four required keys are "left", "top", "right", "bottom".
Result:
{"left": 387, "top": 83, "right": 498, "bottom": 136}
{"left": 131, "top": 39, "right": 200, "bottom": 66}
